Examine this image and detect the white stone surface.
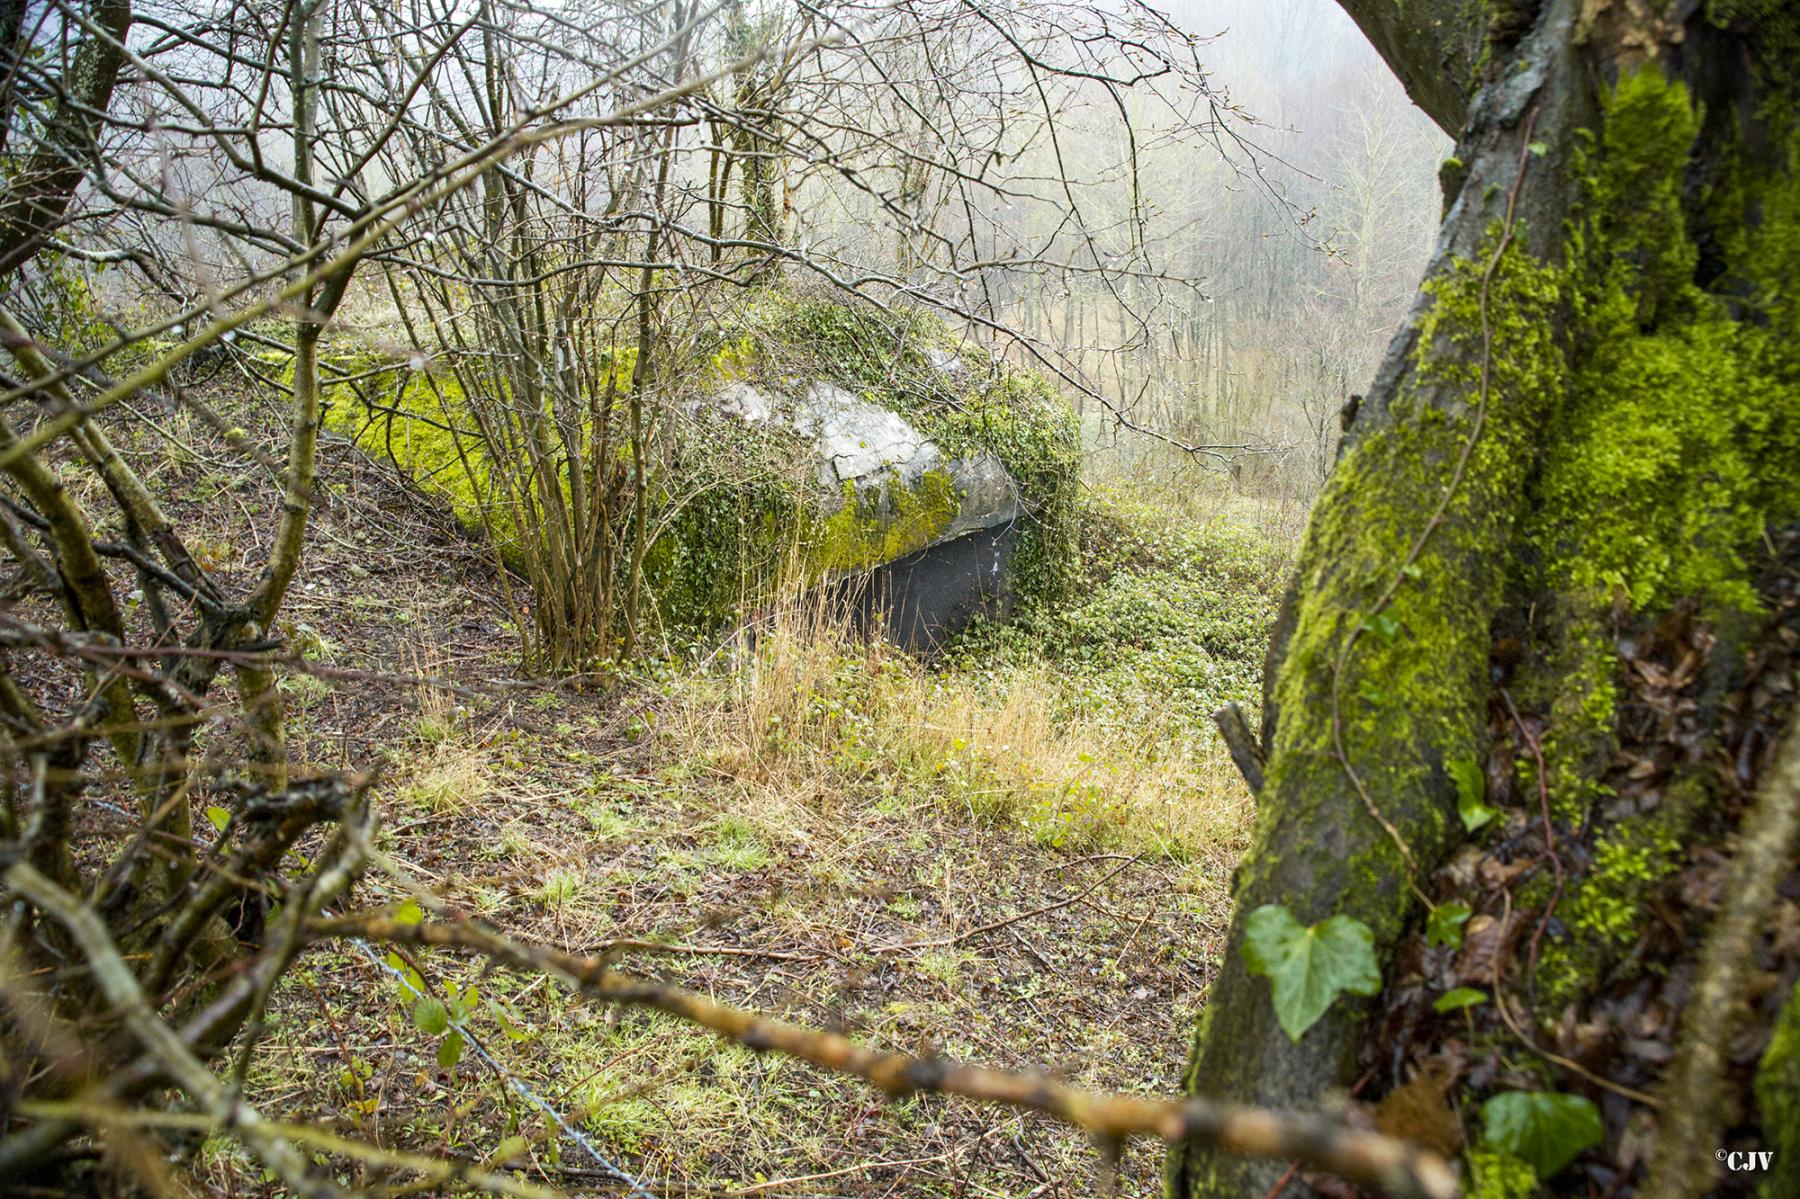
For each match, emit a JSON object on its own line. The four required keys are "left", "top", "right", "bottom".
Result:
{"left": 699, "top": 377, "right": 1022, "bottom": 560}
{"left": 714, "top": 381, "right": 773, "bottom": 423}
{"left": 792, "top": 383, "right": 931, "bottom": 486}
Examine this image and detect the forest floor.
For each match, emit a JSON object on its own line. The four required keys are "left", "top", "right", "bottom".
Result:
{"left": 152, "top": 404, "right": 1291, "bottom": 1198}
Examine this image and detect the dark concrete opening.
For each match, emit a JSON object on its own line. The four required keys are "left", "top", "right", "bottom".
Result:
{"left": 846, "top": 521, "right": 1019, "bottom": 652}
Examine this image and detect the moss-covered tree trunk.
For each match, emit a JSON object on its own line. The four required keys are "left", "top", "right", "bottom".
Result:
{"left": 1172, "top": 3, "right": 1800, "bottom": 1195}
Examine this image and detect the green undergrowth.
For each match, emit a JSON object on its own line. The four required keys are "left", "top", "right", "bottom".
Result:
{"left": 312, "top": 354, "right": 508, "bottom": 537}
{"left": 947, "top": 489, "right": 1288, "bottom": 755}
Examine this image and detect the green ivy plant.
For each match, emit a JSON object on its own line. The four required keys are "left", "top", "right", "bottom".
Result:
{"left": 1426, "top": 899, "right": 1473, "bottom": 949}
{"left": 1242, "top": 904, "right": 1381, "bottom": 1041}
{"left": 1480, "top": 1090, "right": 1604, "bottom": 1178}
{"left": 1451, "top": 756, "right": 1500, "bottom": 833}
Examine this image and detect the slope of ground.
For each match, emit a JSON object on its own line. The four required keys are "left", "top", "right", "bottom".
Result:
{"left": 132, "top": 402, "right": 1287, "bottom": 1197}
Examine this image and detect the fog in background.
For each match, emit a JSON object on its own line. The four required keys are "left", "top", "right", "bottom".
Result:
{"left": 1035, "top": 0, "right": 1450, "bottom": 515}
{"left": 52, "top": 0, "right": 1449, "bottom": 529}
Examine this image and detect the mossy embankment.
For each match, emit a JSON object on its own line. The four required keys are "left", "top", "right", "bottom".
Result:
{"left": 302, "top": 292, "right": 1079, "bottom": 644}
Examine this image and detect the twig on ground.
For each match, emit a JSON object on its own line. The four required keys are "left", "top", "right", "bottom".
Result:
{"left": 870, "top": 856, "right": 1141, "bottom": 954}
{"left": 319, "top": 913, "right": 1459, "bottom": 1199}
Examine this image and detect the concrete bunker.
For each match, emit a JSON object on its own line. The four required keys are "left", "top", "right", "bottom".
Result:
{"left": 694, "top": 377, "right": 1032, "bottom": 650}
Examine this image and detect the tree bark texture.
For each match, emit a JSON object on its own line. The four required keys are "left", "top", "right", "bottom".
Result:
{"left": 1173, "top": 2, "right": 1800, "bottom": 1194}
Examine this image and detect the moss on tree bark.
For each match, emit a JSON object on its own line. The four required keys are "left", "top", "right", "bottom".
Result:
{"left": 1172, "top": 2, "right": 1800, "bottom": 1194}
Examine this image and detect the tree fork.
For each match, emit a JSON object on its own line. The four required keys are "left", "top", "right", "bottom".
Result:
{"left": 1171, "top": 2, "right": 1594, "bottom": 1194}
{"left": 1178, "top": 2, "right": 1800, "bottom": 1194}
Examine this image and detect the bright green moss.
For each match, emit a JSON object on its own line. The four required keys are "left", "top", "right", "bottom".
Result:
{"left": 1467, "top": 1149, "right": 1540, "bottom": 1199}
{"left": 1516, "top": 69, "right": 1800, "bottom": 1012}
{"left": 814, "top": 469, "right": 959, "bottom": 573}
{"left": 707, "top": 334, "right": 756, "bottom": 381}
{"left": 1539, "top": 781, "right": 1692, "bottom": 1008}
{"left": 1531, "top": 619, "right": 1620, "bottom": 823}
{"left": 1572, "top": 828, "right": 1679, "bottom": 943}
{"left": 1755, "top": 980, "right": 1800, "bottom": 1198}
{"left": 1234, "top": 226, "right": 1566, "bottom": 939}
{"left": 1539, "top": 319, "right": 1780, "bottom": 616}
{"left": 1539, "top": 70, "right": 1797, "bottom": 621}
{"left": 314, "top": 353, "right": 512, "bottom": 542}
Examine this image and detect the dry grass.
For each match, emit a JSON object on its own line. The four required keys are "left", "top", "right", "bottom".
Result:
{"left": 908, "top": 661, "right": 1251, "bottom": 860}
{"left": 395, "top": 740, "right": 492, "bottom": 814}
{"left": 657, "top": 593, "right": 1253, "bottom": 869}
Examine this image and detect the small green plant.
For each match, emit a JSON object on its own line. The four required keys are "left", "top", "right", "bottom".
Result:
{"left": 1426, "top": 900, "right": 1473, "bottom": 949}
{"left": 1242, "top": 904, "right": 1381, "bottom": 1042}
{"left": 1452, "top": 757, "right": 1499, "bottom": 833}
{"left": 276, "top": 672, "right": 333, "bottom": 706}
{"left": 577, "top": 799, "right": 632, "bottom": 838}
{"left": 1021, "top": 777, "right": 1126, "bottom": 848}
{"left": 283, "top": 621, "right": 339, "bottom": 661}
{"left": 384, "top": 934, "right": 487, "bottom": 1071}
{"left": 1433, "top": 986, "right": 1487, "bottom": 1013}
{"left": 915, "top": 950, "right": 967, "bottom": 986}
{"left": 415, "top": 711, "right": 456, "bottom": 746}
{"left": 529, "top": 868, "right": 588, "bottom": 911}
{"left": 1479, "top": 1090, "right": 1603, "bottom": 1179}
{"left": 710, "top": 815, "right": 772, "bottom": 871}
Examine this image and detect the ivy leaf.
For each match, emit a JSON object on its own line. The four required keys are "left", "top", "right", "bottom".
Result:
{"left": 1481, "top": 1091, "right": 1603, "bottom": 1178}
{"left": 1433, "top": 986, "right": 1489, "bottom": 1013}
{"left": 1451, "top": 757, "right": 1499, "bottom": 833}
{"left": 1243, "top": 905, "right": 1382, "bottom": 1042}
{"left": 1427, "top": 901, "right": 1473, "bottom": 949}
{"left": 411, "top": 996, "right": 449, "bottom": 1036}
{"left": 438, "top": 1030, "right": 465, "bottom": 1070}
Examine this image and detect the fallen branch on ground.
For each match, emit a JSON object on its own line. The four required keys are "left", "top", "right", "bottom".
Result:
{"left": 317, "top": 912, "right": 1460, "bottom": 1199}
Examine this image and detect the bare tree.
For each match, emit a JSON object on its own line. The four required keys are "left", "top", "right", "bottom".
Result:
{"left": 0, "top": 2, "right": 1462, "bottom": 1195}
